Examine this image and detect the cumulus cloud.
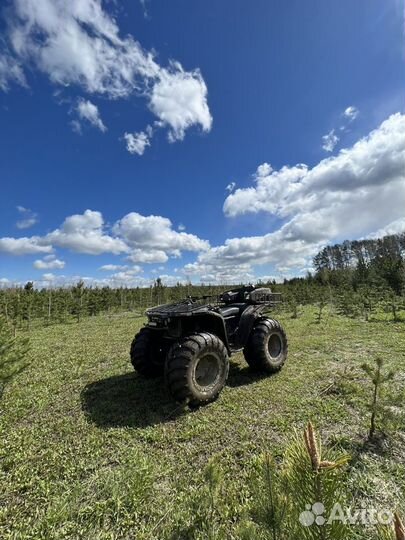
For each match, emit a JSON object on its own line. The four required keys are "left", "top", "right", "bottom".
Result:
{"left": 184, "top": 260, "right": 255, "bottom": 285}
{"left": 16, "top": 205, "right": 38, "bottom": 229}
{"left": 33, "top": 254, "right": 65, "bottom": 269}
{"left": 99, "top": 264, "right": 129, "bottom": 271}
{"left": 367, "top": 217, "right": 405, "bottom": 240}
{"left": 1, "top": 209, "right": 209, "bottom": 263}
{"left": 126, "top": 249, "right": 169, "bottom": 264}
{"left": 45, "top": 210, "right": 127, "bottom": 255}
{"left": 225, "top": 182, "right": 236, "bottom": 193}
{"left": 343, "top": 105, "right": 359, "bottom": 121}
{"left": 0, "top": 236, "right": 52, "bottom": 255}
{"left": 216, "top": 113, "right": 405, "bottom": 273}
{"left": 321, "top": 129, "right": 339, "bottom": 152}
{"left": 75, "top": 98, "right": 107, "bottom": 132}
{"left": 1, "top": 0, "right": 212, "bottom": 148}
{"left": 149, "top": 63, "right": 212, "bottom": 142}
{"left": 113, "top": 212, "right": 210, "bottom": 263}
{"left": 256, "top": 163, "right": 272, "bottom": 177}
{"left": 124, "top": 131, "right": 151, "bottom": 155}
{"left": 6, "top": 0, "right": 158, "bottom": 96}
{"left": 183, "top": 230, "right": 319, "bottom": 282}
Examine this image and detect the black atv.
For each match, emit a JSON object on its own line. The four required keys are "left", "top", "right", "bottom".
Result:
{"left": 130, "top": 285, "right": 288, "bottom": 407}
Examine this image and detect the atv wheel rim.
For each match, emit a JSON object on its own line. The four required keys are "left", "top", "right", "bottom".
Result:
{"left": 194, "top": 354, "right": 220, "bottom": 389}
{"left": 268, "top": 333, "right": 282, "bottom": 358}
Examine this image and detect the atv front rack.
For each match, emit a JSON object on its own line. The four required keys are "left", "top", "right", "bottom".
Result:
{"left": 146, "top": 298, "right": 210, "bottom": 317}
{"left": 146, "top": 288, "right": 282, "bottom": 318}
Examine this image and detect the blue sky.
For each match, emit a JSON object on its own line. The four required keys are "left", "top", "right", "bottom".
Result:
{"left": 1, "top": 0, "right": 404, "bottom": 288}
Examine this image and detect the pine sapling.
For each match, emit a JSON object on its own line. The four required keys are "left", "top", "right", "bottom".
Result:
{"left": 361, "top": 357, "right": 395, "bottom": 441}
{"left": 316, "top": 297, "right": 327, "bottom": 323}
{"left": 246, "top": 422, "right": 351, "bottom": 540}
{"left": 0, "top": 316, "right": 30, "bottom": 401}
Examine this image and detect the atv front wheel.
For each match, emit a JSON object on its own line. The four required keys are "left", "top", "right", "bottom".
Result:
{"left": 130, "top": 327, "right": 166, "bottom": 378}
{"left": 244, "top": 318, "right": 288, "bottom": 373}
{"left": 165, "top": 333, "right": 229, "bottom": 407}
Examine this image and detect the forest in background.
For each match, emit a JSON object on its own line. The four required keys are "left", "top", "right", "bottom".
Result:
{"left": 1, "top": 232, "right": 404, "bottom": 332}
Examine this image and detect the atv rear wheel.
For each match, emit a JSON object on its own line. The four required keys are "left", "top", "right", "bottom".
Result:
{"left": 130, "top": 327, "right": 166, "bottom": 378}
{"left": 165, "top": 333, "right": 229, "bottom": 407}
{"left": 244, "top": 318, "right": 288, "bottom": 373}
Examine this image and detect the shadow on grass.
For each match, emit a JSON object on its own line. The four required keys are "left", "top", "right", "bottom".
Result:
{"left": 331, "top": 431, "right": 394, "bottom": 467}
{"left": 227, "top": 361, "right": 270, "bottom": 387}
{"left": 81, "top": 363, "right": 268, "bottom": 428}
{"left": 81, "top": 373, "right": 186, "bottom": 428}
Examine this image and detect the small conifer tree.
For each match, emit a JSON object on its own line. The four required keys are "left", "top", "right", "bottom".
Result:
{"left": 361, "top": 357, "right": 403, "bottom": 441}
{"left": 0, "top": 316, "right": 29, "bottom": 401}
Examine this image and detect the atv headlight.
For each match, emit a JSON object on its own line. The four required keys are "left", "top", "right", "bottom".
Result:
{"left": 148, "top": 316, "right": 168, "bottom": 327}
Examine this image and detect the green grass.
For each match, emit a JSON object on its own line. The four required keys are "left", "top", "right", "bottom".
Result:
{"left": 1, "top": 307, "right": 404, "bottom": 539}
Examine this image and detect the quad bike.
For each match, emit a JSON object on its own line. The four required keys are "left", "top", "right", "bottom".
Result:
{"left": 130, "top": 286, "right": 288, "bottom": 407}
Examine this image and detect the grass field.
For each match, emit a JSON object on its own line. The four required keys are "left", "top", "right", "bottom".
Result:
{"left": 1, "top": 306, "right": 404, "bottom": 539}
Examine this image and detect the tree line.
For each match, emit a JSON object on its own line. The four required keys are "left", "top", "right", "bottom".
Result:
{"left": 0, "top": 279, "right": 231, "bottom": 332}
{"left": 0, "top": 232, "right": 404, "bottom": 331}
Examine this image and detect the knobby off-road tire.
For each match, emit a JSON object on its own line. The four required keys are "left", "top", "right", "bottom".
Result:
{"left": 244, "top": 318, "right": 288, "bottom": 373}
{"left": 165, "top": 333, "right": 229, "bottom": 407}
{"left": 130, "top": 327, "right": 166, "bottom": 378}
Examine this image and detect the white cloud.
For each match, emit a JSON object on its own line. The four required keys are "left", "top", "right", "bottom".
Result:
{"left": 0, "top": 236, "right": 52, "bottom": 255}
{"left": 217, "top": 113, "right": 405, "bottom": 273}
{"left": 343, "top": 105, "right": 359, "bottom": 121}
{"left": 16, "top": 205, "right": 38, "bottom": 229}
{"left": 183, "top": 260, "right": 255, "bottom": 285}
{"left": 321, "top": 129, "right": 339, "bottom": 152}
{"left": 139, "top": 0, "right": 149, "bottom": 19}
{"left": 322, "top": 106, "right": 359, "bottom": 152}
{"left": 367, "top": 217, "right": 405, "bottom": 239}
{"left": 2, "top": 210, "right": 126, "bottom": 256}
{"left": 2, "top": 0, "right": 212, "bottom": 146}
{"left": 225, "top": 182, "right": 236, "bottom": 193}
{"left": 0, "top": 278, "right": 11, "bottom": 289}
{"left": 113, "top": 212, "right": 209, "bottom": 263}
{"left": 108, "top": 266, "right": 142, "bottom": 280}
{"left": 70, "top": 119, "right": 82, "bottom": 134}
{"left": 16, "top": 217, "right": 37, "bottom": 229}
{"left": 99, "top": 264, "right": 128, "bottom": 271}
{"left": 33, "top": 255, "right": 65, "bottom": 269}
{"left": 1, "top": 208, "right": 209, "bottom": 262}
{"left": 42, "top": 272, "right": 56, "bottom": 282}
{"left": 127, "top": 249, "right": 169, "bottom": 264}
{"left": 7, "top": 0, "right": 158, "bottom": 97}
{"left": 0, "top": 272, "right": 158, "bottom": 290}
{"left": 76, "top": 98, "right": 106, "bottom": 132}
{"left": 149, "top": 63, "right": 212, "bottom": 142}
{"left": 45, "top": 210, "right": 127, "bottom": 255}
{"left": 124, "top": 131, "right": 150, "bottom": 155}
{"left": 184, "top": 230, "right": 319, "bottom": 280}
{"left": 257, "top": 162, "right": 272, "bottom": 177}
{"left": 0, "top": 51, "right": 26, "bottom": 91}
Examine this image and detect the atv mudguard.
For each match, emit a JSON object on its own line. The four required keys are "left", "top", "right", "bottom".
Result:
{"left": 234, "top": 304, "right": 268, "bottom": 350}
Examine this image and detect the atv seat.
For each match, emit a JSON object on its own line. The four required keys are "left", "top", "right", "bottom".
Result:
{"left": 218, "top": 303, "right": 246, "bottom": 318}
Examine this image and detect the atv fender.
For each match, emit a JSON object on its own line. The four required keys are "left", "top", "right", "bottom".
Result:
{"left": 187, "top": 312, "right": 231, "bottom": 354}
{"left": 235, "top": 304, "right": 267, "bottom": 349}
